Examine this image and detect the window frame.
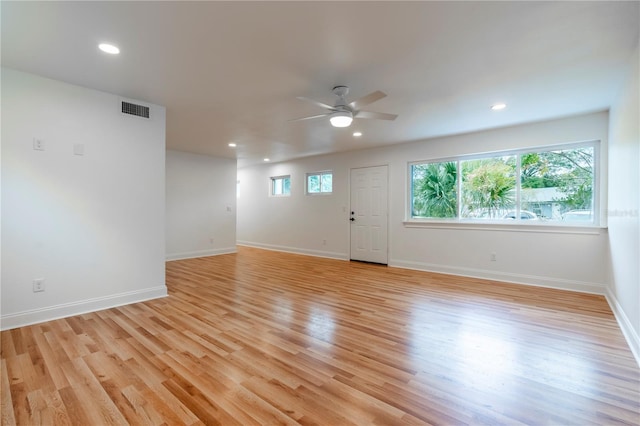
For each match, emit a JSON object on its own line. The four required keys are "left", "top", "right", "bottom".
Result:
{"left": 407, "top": 140, "right": 601, "bottom": 228}
{"left": 270, "top": 175, "right": 291, "bottom": 197}
{"left": 306, "top": 171, "right": 333, "bottom": 195}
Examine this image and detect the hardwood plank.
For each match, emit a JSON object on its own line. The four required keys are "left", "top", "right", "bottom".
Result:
{"left": 162, "top": 377, "right": 226, "bottom": 426}
{"left": 138, "top": 384, "right": 200, "bottom": 426}
{"left": 40, "top": 389, "right": 71, "bottom": 426}
{"left": 1, "top": 359, "right": 16, "bottom": 426}
{"left": 1, "top": 332, "right": 17, "bottom": 359}
{"left": 57, "top": 386, "right": 94, "bottom": 426}
{"left": 2, "top": 246, "right": 639, "bottom": 425}
{"left": 9, "top": 382, "right": 29, "bottom": 426}
{"left": 59, "top": 358, "right": 128, "bottom": 425}
{"left": 31, "top": 329, "right": 70, "bottom": 390}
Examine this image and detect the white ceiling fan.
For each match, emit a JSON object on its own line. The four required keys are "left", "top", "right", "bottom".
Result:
{"left": 290, "top": 86, "right": 398, "bottom": 128}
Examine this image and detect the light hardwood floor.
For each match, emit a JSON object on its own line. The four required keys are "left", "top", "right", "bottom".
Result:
{"left": 2, "top": 246, "right": 639, "bottom": 425}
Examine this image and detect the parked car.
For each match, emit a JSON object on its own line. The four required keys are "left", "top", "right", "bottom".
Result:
{"left": 502, "top": 210, "right": 538, "bottom": 220}
{"left": 562, "top": 210, "right": 593, "bottom": 221}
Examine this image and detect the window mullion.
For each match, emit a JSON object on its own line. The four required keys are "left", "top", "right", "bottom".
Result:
{"left": 457, "top": 160, "right": 462, "bottom": 219}
{"left": 516, "top": 155, "right": 521, "bottom": 219}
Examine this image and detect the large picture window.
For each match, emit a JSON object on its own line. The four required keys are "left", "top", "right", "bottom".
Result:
{"left": 410, "top": 142, "right": 597, "bottom": 224}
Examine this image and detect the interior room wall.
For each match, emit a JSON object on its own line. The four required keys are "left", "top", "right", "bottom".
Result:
{"left": 166, "top": 150, "right": 237, "bottom": 260}
{"left": 1, "top": 68, "right": 167, "bottom": 330}
{"left": 238, "top": 111, "right": 609, "bottom": 295}
{"left": 607, "top": 45, "right": 640, "bottom": 360}
{"left": 237, "top": 160, "right": 350, "bottom": 260}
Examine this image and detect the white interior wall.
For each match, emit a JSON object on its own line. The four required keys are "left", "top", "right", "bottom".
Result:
{"left": 237, "top": 161, "right": 350, "bottom": 259}
{"left": 238, "top": 112, "right": 609, "bottom": 294}
{"left": 166, "top": 150, "right": 237, "bottom": 260}
{"left": 607, "top": 45, "right": 640, "bottom": 359}
{"left": 1, "top": 69, "right": 167, "bottom": 330}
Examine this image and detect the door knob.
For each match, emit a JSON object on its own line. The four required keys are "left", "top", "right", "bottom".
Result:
{"left": 350, "top": 217, "right": 355, "bottom": 221}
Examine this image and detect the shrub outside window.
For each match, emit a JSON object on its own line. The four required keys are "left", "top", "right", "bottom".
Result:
{"left": 461, "top": 155, "right": 517, "bottom": 219}
{"left": 411, "top": 161, "right": 457, "bottom": 218}
{"left": 307, "top": 171, "right": 333, "bottom": 194}
{"left": 271, "top": 175, "right": 291, "bottom": 196}
{"left": 410, "top": 143, "right": 597, "bottom": 224}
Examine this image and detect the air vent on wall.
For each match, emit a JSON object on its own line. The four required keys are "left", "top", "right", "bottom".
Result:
{"left": 121, "top": 101, "right": 150, "bottom": 118}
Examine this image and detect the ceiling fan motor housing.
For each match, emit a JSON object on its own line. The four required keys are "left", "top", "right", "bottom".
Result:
{"left": 332, "top": 86, "right": 351, "bottom": 108}
{"left": 332, "top": 85, "right": 350, "bottom": 98}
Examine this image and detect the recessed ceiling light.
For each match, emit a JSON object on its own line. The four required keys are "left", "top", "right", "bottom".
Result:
{"left": 228, "top": 143, "right": 237, "bottom": 147}
{"left": 353, "top": 132, "right": 363, "bottom": 137}
{"left": 491, "top": 103, "right": 507, "bottom": 111}
{"left": 98, "top": 43, "right": 120, "bottom": 54}
{"left": 263, "top": 158, "right": 270, "bottom": 162}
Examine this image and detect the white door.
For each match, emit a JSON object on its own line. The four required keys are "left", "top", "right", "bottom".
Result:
{"left": 350, "top": 165, "right": 388, "bottom": 264}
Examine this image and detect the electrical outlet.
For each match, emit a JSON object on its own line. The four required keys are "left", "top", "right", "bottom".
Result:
{"left": 33, "top": 278, "right": 45, "bottom": 292}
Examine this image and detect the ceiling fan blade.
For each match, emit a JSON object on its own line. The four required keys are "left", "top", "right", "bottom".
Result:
{"left": 288, "top": 113, "right": 330, "bottom": 122}
{"left": 296, "top": 96, "right": 335, "bottom": 111}
{"left": 355, "top": 110, "right": 398, "bottom": 121}
{"left": 348, "top": 91, "right": 386, "bottom": 110}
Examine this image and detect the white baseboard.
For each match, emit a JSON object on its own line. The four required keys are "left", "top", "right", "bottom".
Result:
{"left": 166, "top": 247, "right": 237, "bottom": 261}
{"left": 236, "top": 241, "right": 349, "bottom": 261}
{"left": 389, "top": 259, "right": 606, "bottom": 295}
{"left": 0, "top": 286, "right": 168, "bottom": 331}
{"left": 605, "top": 288, "right": 640, "bottom": 367}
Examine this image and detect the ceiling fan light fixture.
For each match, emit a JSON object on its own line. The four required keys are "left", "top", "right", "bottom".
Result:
{"left": 329, "top": 111, "right": 353, "bottom": 127}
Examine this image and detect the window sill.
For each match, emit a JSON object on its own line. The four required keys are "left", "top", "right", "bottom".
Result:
{"left": 403, "top": 220, "right": 606, "bottom": 235}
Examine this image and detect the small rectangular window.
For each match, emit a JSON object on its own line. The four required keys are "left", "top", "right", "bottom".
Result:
{"left": 271, "top": 175, "right": 291, "bottom": 196}
{"left": 307, "top": 171, "right": 333, "bottom": 194}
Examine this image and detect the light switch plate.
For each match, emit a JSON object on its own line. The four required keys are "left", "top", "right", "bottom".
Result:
{"left": 33, "top": 138, "right": 44, "bottom": 151}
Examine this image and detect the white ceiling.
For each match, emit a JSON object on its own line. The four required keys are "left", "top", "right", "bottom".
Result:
{"left": 2, "top": 1, "right": 638, "bottom": 167}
